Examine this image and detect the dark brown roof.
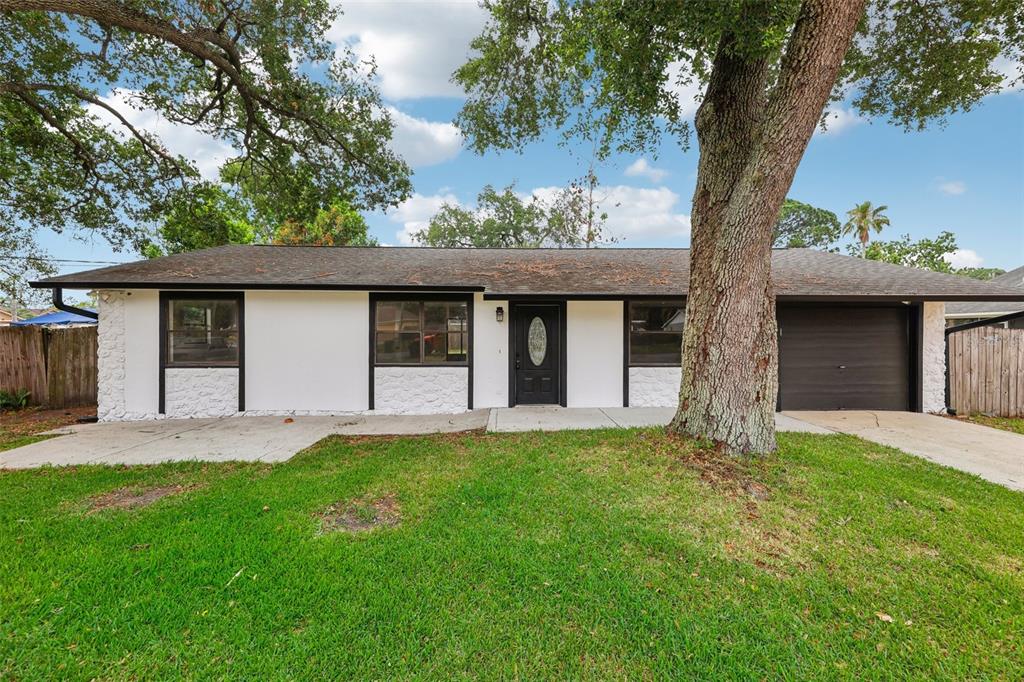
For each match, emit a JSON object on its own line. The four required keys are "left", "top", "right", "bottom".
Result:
{"left": 31, "top": 245, "right": 1024, "bottom": 301}
{"left": 945, "top": 266, "right": 1024, "bottom": 315}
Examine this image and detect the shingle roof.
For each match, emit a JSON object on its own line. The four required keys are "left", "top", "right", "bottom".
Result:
{"left": 944, "top": 266, "right": 1024, "bottom": 316}
{"left": 31, "top": 245, "right": 1024, "bottom": 301}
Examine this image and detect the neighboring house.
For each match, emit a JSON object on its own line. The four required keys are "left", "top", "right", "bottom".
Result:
{"left": 945, "top": 266, "right": 1024, "bottom": 329}
{"left": 31, "top": 246, "right": 1024, "bottom": 421}
{"left": 11, "top": 309, "right": 97, "bottom": 327}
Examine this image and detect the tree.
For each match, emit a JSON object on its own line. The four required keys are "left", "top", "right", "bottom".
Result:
{"left": 272, "top": 200, "right": 376, "bottom": 247}
{"left": 773, "top": 199, "right": 841, "bottom": 250}
{"left": 0, "top": 0, "right": 412, "bottom": 261}
{"left": 856, "top": 231, "right": 957, "bottom": 272}
{"left": 143, "top": 184, "right": 254, "bottom": 258}
{"left": 415, "top": 181, "right": 613, "bottom": 248}
{"left": 957, "top": 267, "right": 1005, "bottom": 281}
{"left": 843, "top": 202, "right": 890, "bottom": 256}
{"left": 454, "top": 0, "right": 1021, "bottom": 453}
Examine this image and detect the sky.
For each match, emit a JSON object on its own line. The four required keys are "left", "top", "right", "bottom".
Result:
{"left": 36, "top": 0, "right": 1024, "bottom": 276}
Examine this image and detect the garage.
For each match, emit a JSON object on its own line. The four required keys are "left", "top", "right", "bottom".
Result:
{"left": 777, "top": 305, "right": 913, "bottom": 411}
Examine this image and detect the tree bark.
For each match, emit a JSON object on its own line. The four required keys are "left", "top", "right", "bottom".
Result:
{"left": 668, "top": 0, "right": 867, "bottom": 454}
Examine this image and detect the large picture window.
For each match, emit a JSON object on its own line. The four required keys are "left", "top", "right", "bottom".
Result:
{"left": 166, "top": 296, "right": 241, "bottom": 366}
{"left": 628, "top": 301, "right": 685, "bottom": 365}
{"left": 375, "top": 299, "right": 469, "bottom": 365}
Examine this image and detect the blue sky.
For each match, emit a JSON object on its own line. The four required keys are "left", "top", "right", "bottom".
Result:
{"left": 38, "top": 0, "right": 1024, "bottom": 275}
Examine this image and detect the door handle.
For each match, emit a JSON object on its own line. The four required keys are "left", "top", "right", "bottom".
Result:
{"left": 515, "top": 353, "right": 521, "bottom": 369}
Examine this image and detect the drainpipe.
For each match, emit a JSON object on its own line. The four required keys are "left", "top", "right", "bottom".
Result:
{"left": 943, "top": 309, "right": 1024, "bottom": 414}
{"left": 52, "top": 287, "right": 98, "bottom": 320}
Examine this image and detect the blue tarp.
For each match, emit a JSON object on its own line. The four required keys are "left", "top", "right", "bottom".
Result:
{"left": 11, "top": 309, "right": 97, "bottom": 326}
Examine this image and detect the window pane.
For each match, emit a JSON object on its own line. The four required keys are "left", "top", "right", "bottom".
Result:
{"left": 168, "top": 299, "right": 238, "bottom": 365}
{"left": 629, "top": 332, "right": 682, "bottom": 365}
{"left": 423, "top": 332, "right": 468, "bottom": 363}
{"left": 630, "top": 303, "right": 685, "bottom": 333}
{"left": 376, "top": 301, "right": 421, "bottom": 332}
{"left": 424, "top": 301, "right": 467, "bottom": 331}
{"left": 376, "top": 332, "right": 420, "bottom": 363}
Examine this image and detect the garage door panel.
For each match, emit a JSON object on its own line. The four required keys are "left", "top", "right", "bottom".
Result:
{"left": 778, "top": 307, "right": 910, "bottom": 411}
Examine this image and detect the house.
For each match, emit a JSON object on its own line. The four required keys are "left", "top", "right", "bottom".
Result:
{"left": 945, "top": 266, "right": 1024, "bottom": 329}
{"left": 30, "top": 246, "right": 1024, "bottom": 422}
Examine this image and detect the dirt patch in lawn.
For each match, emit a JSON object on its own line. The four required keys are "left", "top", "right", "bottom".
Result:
{"left": 86, "top": 484, "right": 194, "bottom": 514}
{"left": 318, "top": 493, "right": 402, "bottom": 534}
{"left": 0, "top": 406, "right": 96, "bottom": 437}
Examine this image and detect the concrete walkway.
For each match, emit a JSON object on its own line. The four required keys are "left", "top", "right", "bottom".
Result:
{"left": 786, "top": 411, "right": 1024, "bottom": 491}
{"left": 0, "top": 411, "right": 489, "bottom": 469}
{"left": 487, "top": 406, "right": 833, "bottom": 434}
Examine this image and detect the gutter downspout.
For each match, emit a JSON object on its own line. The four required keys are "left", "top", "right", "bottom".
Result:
{"left": 944, "top": 309, "right": 1024, "bottom": 414}
{"left": 52, "top": 287, "right": 98, "bottom": 321}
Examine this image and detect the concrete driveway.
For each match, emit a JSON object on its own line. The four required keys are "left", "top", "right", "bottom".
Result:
{"left": 786, "top": 411, "right": 1024, "bottom": 491}
{"left": 0, "top": 412, "right": 489, "bottom": 469}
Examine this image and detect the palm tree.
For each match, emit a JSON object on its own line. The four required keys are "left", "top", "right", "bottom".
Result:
{"left": 843, "top": 202, "right": 890, "bottom": 257}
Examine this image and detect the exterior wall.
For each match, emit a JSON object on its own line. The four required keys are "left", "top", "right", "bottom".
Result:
{"left": 473, "top": 294, "right": 508, "bottom": 408}
{"left": 373, "top": 366, "right": 468, "bottom": 414}
{"left": 245, "top": 291, "right": 368, "bottom": 414}
{"left": 922, "top": 301, "right": 946, "bottom": 413}
{"left": 97, "top": 290, "right": 160, "bottom": 421}
{"left": 566, "top": 300, "right": 623, "bottom": 408}
{"left": 629, "top": 367, "right": 681, "bottom": 408}
{"left": 165, "top": 368, "right": 238, "bottom": 418}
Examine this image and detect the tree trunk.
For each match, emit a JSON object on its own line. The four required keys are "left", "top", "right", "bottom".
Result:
{"left": 669, "top": 0, "right": 866, "bottom": 454}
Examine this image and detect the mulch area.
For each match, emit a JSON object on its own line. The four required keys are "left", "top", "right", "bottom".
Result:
{"left": 0, "top": 406, "right": 97, "bottom": 438}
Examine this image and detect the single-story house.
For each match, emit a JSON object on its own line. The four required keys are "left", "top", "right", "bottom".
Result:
{"left": 31, "top": 246, "right": 1024, "bottom": 421}
{"left": 945, "top": 266, "right": 1024, "bottom": 329}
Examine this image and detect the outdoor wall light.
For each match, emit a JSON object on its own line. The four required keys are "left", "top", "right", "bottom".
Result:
{"left": 496, "top": 306, "right": 504, "bottom": 323}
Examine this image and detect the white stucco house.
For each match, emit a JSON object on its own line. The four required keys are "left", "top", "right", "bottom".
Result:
{"left": 31, "top": 246, "right": 1024, "bottom": 421}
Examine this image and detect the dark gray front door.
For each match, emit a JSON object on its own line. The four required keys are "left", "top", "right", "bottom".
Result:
{"left": 778, "top": 305, "right": 911, "bottom": 410}
{"left": 513, "top": 305, "right": 560, "bottom": 404}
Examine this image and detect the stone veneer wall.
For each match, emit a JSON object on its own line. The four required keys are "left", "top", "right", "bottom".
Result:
{"left": 96, "top": 291, "right": 128, "bottom": 421}
{"left": 628, "top": 367, "right": 681, "bottom": 408}
{"left": 164, "top": 368, "right": 239, "bottom": 418}
{"left": 373, "top": 367, "right": 468, "bottom": 414}
{"left": 921, "top": 301, "right": 946, "bottom": 413}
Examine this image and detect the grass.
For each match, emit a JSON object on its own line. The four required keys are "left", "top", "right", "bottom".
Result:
{"left": 1, "top": 429, "right": 1022, "bottom": 679}
{"left": 960, "top": 414, "right": 1024, "bottom": 435}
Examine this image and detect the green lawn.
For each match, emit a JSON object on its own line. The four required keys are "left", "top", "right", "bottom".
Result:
{"left": 2, "top": 430, "right": 1021, "bottom": 679}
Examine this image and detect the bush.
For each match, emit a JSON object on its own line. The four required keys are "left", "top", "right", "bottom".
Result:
{"left": 0, "top": 388, "right": 31, "bottom": 411}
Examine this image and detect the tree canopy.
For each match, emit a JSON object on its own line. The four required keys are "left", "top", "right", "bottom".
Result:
{"left": 272, "top": 200, "right": 376, "bottom": 247}
{"left": 0, "top": 0, "right": 412, "bottom": 267}
{"left": 773, "top": 199, "right": 841, "bottom": 250}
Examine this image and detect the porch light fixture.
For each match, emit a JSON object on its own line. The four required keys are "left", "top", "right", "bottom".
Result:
{"left": 495, "top": 306, "right": 504, "bottom": 323}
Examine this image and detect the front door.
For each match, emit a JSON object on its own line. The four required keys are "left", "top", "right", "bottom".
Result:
{"left": 513, "top": 304, "right": 560, "bottom": 404}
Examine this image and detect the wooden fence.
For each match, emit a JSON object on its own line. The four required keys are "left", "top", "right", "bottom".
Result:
{"left": 948, "top": 326, "right": 1024, "bottom": 417}
{"left": 0, "top": 325, "right": 97, "bottom": 408}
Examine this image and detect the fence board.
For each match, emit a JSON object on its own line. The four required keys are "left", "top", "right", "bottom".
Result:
{"left": 949, "top": 326, "right": 1024, "bottom": 418}
{"left": 0, "top": 326, "right": 97, "bottom": 408}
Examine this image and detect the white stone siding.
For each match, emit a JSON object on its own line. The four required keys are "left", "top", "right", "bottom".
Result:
{"left": 628, "top": 367, "right": 681, "bottom": 407}
{"left": 373, "top": 367, "right": 468, "bottom": 414}
{"left": 164, "top": 368, "right": 239, "bottom": 418}
{"left": 96, "top": 291, "right": 127, "bottom": 421}
{"left": 96, "top": 290, "right": 161, "bottom": 421}
{"left": 922, "top": 302, "right": 946, "bottom": 413}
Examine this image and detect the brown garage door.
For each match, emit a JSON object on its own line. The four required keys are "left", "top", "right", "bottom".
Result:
{"left": 778, "top": 306, "right": 911, "bottom": 411}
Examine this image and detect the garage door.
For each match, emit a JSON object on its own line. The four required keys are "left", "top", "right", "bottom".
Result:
{"left": 778, "top": 306, "right": 911, "bottom": 411}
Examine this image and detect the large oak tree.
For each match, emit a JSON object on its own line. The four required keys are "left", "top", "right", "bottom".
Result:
{"left": 455, "top": 0, "right": 1022, "bottom": 453}
{"left": 0, "top": 0, "right": 412, "bottom": 262}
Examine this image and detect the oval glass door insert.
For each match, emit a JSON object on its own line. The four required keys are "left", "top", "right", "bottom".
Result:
{"left": 527, "top": 316, "right": 547, "bottom": 366}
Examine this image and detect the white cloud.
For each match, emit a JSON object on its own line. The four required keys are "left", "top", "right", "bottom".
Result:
{"left": 815, "top": 105, "right": 862, "bottom": 136}
{"left": 386, "top": 106, "right": 463, "bottom": 167}
{"left": 664, "top": 61, "right": 703, "bottom": 118}
{"left": 944, "top": 249, "right": 985, "bottom": 269}
{"left": 533, "top": 184, "right": 691, "bottom": 241}
{"left": 86, "top": 89, "right": 234, "bottom": 181}
{"left": 329, "top": 1, "right": 487, "bottom": 100}
{"left": 993, "top": 54, "right": 1023, "bottom": 93}
{"left": 388, "top": 192, "right": 461, "bottom": 244}
{"left": 938, "top": 179, "right": 967, "bottom": 195}
{"left": 624, "top": 158, "right": 668, "bottom": 183}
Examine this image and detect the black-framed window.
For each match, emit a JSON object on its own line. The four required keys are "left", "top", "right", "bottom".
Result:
{"left": 375, "top": 299, "right": 469, "bottom": 365}
{"left": 628, "top": 301, "right": 685, "bottom": 366}
{"left": 165, "top": 296, "right": 241, "bottom": 366}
